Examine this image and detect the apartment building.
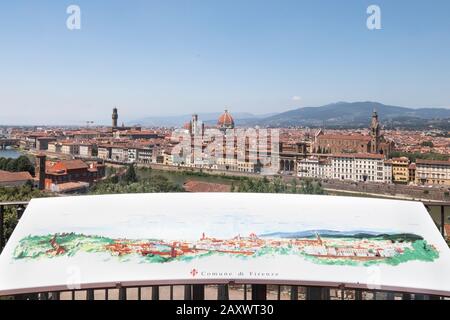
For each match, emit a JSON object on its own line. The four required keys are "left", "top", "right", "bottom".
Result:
{"left": 47, "top": 142, "right": 62, "bottom": 153}
{"left": 111, "top": 146, "right": 128, "bottom": 163}
{"left": 415, "top": 159, "right": 450, "bottom": 186}
{"left": 61, "top": 142, "right": 79, "bottom": 155}
{"left": 97, "top": 145, "right": 112, "bottom": 160}
{"left": 391, "top": 157, "right": 410, "bottom": 184}
{"left": 332, "top": 153, "right": 392, "bottom": 183}
{"left": 297, "top": 157, "right": 332, "bottom": 179}
{"left": 298, "top": 153, "right": 392, "bottom": 183}
{"left": 79, "top": 144, "right": 94, "bottom": 158}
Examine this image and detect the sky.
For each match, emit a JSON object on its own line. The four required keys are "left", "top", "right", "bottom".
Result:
{"left": 1, "top": 0, "right": 450, "bottom": 125}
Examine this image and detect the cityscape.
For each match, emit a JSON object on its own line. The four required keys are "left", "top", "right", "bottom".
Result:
{"left": 1, "top": 106, "right": 450, "bottom": 202}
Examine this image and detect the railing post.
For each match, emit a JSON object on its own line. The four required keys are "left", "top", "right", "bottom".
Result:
{"left": 119, "top": 287, "right": 127, "bottom": 300}
{"left": 184, "top": 285, "right": 192, "bottom": 300}
{"left": 290, "top": 286, "right": 298, "bottom": 300}
{"left": 217, "top": 284, "right": 229, "bottom": 300}
{"left": 0, "top": 205, "right": 4, "bottom": 252}
{"left": 386, "top": 292, "right": 395, "bottom": 300}
{"left": 170, "top": 286, "right": 174, "bottom": 300}
{"left": 192, "top": 284, "right": 205, "bottom": 300}
{"left": 39, "top": 292, "right": 49, "bottom": 300}
{"left": 17, "top": 206, "right": 24, "bottom": 220}
{"left": 322, "top": 288, "right": 330, "bottom": 300}
{"left": 441, "top": 205, "right": 445, "bottom": 238}
{"left": 152, "top": 286, "right": 159, "bottom": 300}
{"left": 251, "top": 284, "right": 266, "bottom": 300}
{"left": 87, "top": 289, "right": 95, "bottom": 300}
{"left": 307, "top": 286, "right": 329, "bottom": 300}
{"left": 50, "top": 291, "right": 60, "bottom": 300}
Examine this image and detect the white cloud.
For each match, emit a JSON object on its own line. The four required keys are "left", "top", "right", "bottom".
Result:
{"left": 292, "top": 96, "right": 302, "bottom": 102}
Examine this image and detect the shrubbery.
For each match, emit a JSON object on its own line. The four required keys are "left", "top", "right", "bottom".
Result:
{"left": 232, "top": 177, "right": 325, "bottom": 195}
{"left": 0, "top": 156, "right": 34, "bottom": 175}
{"left": 90, "top": 165, "right": 183, "bottom": 194}
{"left": 0, "top": 184, "right": 48, "bottom": 248}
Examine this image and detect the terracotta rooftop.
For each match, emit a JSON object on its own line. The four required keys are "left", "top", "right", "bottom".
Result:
{"left": 183, "top": 180, "right": 231, "bottom": 193}
{"left": 0, "top": 170, "right": 33, "bottom": 183}
{"left": 319, "top": 134, "right": 371, "bottom": 141}
{"left": 391, "top": 157, "right": 409, "bottom": 162}
{"left": 416, "top": 159, "right": 450, "bottom": 166}
{"left": 47, "top": 160, "right": 89, "bottom": 173}
{"left": 217, "top": 110, "right": 235, "bottom": 127}
{"left": 332, "top": 153, "right": 384, "bottom": 159}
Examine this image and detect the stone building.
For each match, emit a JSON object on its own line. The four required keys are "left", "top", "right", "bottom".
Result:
{"left": 415, "top": 159, "right": 450, "bottom": 186}
{"left": 391, "top": 157, "right": 410, "bottom": 184}
{"left": 314, "top": 111, "right": 393, "bottom": 157}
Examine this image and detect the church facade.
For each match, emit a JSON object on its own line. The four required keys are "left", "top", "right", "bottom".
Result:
{"left": 314, "top": 111, "right": 393, "bottom": 158}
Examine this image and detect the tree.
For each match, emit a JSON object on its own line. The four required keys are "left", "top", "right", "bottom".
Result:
{"left": 0, "top": 185, "right": 48, "bottom": 246}
{"left": 110, "top": 175, "right": 119, "bottom": 184}
{"left": 0, "top": 156, "right": 34, "bottom": 175}
{"left": 89, "top": 173, "right": 183, "bottom": 195}
{"left": 123, "top": 164, "right": 138, "bottom": 183}
{"left": 16, "top": 156, "right": 34, "bottom": 175}
{"left": 290, "top": 179, "right": 298, "bottom": 194}
{"left": 5, "top": 159, "right": 16, "bottom": 172}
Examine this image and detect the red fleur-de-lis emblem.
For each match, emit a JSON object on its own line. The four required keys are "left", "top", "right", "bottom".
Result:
{"left": 190, "top": 268, "right": 198, "bottom": 277}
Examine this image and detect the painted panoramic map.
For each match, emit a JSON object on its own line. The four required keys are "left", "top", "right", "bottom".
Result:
{"left": 12, "top": 230, "right": 439, "bottom": 267}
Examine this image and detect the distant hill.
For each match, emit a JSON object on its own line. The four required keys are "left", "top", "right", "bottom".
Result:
{"left": 243, "top": 102, "right": 450, "bottom": 128}
{"left": 133, "top": 102, "right": 450, "bottom": 128}
{"left": 132, "top": 112, "right": 275, "bottom": 127}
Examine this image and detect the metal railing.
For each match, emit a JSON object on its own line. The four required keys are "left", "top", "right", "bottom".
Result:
{"left": 422, "top": 201, "right": 449, "bottom": 239}
{"left": 5, "top": 284, "right": 445, "bottom": 300}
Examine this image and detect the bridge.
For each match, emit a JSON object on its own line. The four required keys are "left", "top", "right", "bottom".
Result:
{"left": 0, "top": 138, "right": 20, "bottom": 150}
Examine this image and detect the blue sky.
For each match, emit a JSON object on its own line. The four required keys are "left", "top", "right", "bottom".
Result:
{"left": 1, "top": 0, "right": 450, "bottom": 125}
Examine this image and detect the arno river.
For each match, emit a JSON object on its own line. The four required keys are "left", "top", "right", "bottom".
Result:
{"left": 0, "top": 149, "right": 22, "bottom": 159}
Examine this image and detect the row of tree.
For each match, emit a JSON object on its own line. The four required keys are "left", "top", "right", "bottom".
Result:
{"left": 0, "top": 156, "right": 35, "bottom": 175}
{"left": 390, "top": 151, "right": 449, "bottom": 162}
{"left": 0, "top": 184, "right": 47, "bottom": 249}
{"left": 89, "top": 165, "right": 183, "bottom": 195}
{"left": 231, "top": 177, "right": 325, "bottom": 195}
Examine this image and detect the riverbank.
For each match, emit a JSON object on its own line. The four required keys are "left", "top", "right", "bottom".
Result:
{"left": 134, "top": 163, "right": 450, "bottom": 202}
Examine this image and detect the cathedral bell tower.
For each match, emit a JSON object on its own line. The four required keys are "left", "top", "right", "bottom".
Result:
{"left": 370, "top": 110, "right": 380, "bottom": 153}
{"left": 112, "top": 107, "right": 118, "bottom": 128}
